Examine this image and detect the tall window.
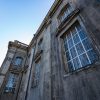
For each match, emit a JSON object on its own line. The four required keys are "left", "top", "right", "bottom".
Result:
{"left": 32, "top": 61, "right": 40, "bottom": 87}
{"left": 58, "top": 4, "right": 73, "bottom": 23}
{"left": 63, "top": 22, "right": 98, "bottom": 72}
{"left": 4, "top": 73, "right": 18, "bottom": 93}
{"left": 14, "top": 57, "right": 23, "bottom": 66}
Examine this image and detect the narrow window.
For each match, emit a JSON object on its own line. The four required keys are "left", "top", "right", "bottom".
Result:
{"left": 4, "top": 73, "right": 18, "bottom": 93}
{"left": 63, "top": 22, "right": 98, "bottom": 72}
{"left": 32, "top": 60, "right": 40, "bottom": 88}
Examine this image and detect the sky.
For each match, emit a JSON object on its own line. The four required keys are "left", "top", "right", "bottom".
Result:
{"left": 0, "top": 0, "right": 55, "bottom": 66}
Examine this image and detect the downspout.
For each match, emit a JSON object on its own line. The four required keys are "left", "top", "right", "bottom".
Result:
{"left": 25, "top": 42, "right": 37, "bottom": 100}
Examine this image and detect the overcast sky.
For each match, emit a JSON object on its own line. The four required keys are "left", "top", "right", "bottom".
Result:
{"left": 0, "top": 0, "right": 55, "bottom": 66}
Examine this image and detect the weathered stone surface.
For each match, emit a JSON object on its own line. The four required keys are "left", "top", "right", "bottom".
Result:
{"left": 0, "top": 0, "right": 100, "bottom": 100}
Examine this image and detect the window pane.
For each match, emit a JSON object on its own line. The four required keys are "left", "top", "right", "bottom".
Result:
{"left": 70, "top": 47, "right": 77, "bottom": 58}
{"left": 64, "top": 43, "right": 68, "bottom": 51}
{"left": 79, "top": 54, "right": 90, "bottom": 67}
{"left": 73, "top": 57, "right": 81, "bottom": 70}
{"left": 71, "top": 28, "right": 77, "bottom": 36}
{"left": 73, "top": 34, "right": 80, "bottom": 44}
{"left": 76, "top": 43, "right": 85, "bottom": 55}
{"left": 67, "top": 32, "right": 71, "bottom": 40}
{"left": 63, "top": 37, "right": 67, "bottom": 44}
{"left": 76, "top": 24, "right": 81, "bottom": 32}
{"left": 87, "top": 49, "right": 98, "bottom": 63}
{"left": 68, "top": 61, "right": 74, "bottom": 72}
{"left": 82, "top": 38, "right": 92, "bottom": 51}
{"left": 78, "top": 30, "right": 87, "bottom": 40}
{"left": 66, "top": 51, "right": 71, "bottom": 61}
{"left": 68, "top": 38, "right": 74, "bottom": 48}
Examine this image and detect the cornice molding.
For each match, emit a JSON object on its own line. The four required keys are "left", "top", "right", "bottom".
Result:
{"left": 8, "top": 41, "right": 28, "bottom": 51}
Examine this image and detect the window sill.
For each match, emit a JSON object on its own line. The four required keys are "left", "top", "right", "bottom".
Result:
{"left": 63, "top": 61, "right": 100, "bottom": 78}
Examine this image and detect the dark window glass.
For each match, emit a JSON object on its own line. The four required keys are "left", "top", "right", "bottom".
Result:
{"left": 76, "top": 43, "right": 84, "bottom": 55}
{"left": 87, "top": 50, "right": 98, "bottom": 63}
{"left": 70, "top": 47, "right": 77, "bottom": 58}
{"left": 66, "top": 51, "right": 71, "bottom": 61}
{"left": 64, "top": 43, "right": 68, "bottom": 51}
{"left": 68, "top": 61, "right": 74, "bottom": 72}
{"left": 78, "top": 30, "right": 87, "bottom": 40}
{"left": 79, "top": 53, "right": 90, "bottom": 67}
{"left": 73, "top": 57, "right": 81, "bottom": 70}
{"left": 73, "top": 34, "right": 80, "bottom": 44}
{"left": 82, "top": 38, "right": 92, "bottom": 50}
{"left": 68, "top": 38, "right": 74, "bottom": 48}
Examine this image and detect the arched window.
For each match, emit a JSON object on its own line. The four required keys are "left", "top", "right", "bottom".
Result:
{"left": 14, "top": 57, "right": 23, "bottom": 66}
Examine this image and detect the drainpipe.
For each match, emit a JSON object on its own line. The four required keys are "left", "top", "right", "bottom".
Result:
{"left": 25, "top": 42, "right": 36, "bottom": 100}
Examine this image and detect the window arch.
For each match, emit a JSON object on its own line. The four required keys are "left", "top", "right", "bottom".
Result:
{"left": 14, "top": 57, "right": 23, "bottom": 66}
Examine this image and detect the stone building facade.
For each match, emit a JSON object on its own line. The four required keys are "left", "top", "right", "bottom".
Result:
{"left": 0, "top": 0, "right": 100, "bottom": 100}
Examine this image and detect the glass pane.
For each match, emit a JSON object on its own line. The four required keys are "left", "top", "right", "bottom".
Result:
{"left": 68, "top": 38, "right": 74, "bottom": 48}
{"left": 67, "top": 32, "right": 71, "bottom": 40}
{"left": 68, "top": 61, "right": 74, "bottom": 72}
{"left": 73, "top": 57, "right": 81, "bottom": 69}
{"left": 78, "top": 30, "right": 87, "bottom": 40}
{"left": 63, "top": 36, "right": 66, "bottom": 44}
{"left": 73, "top": 34, "right": 80, "bottom": 44}
{"left": 70, "top": 47, "right": 77, "bottom": 58}
{"left": 76, "top": 43, "right": 85, "bottom": 55}
{"left": 71, "top": 28, "right": 77, "bottom": 36}
{"left": 76, "top": 24, "right": 82, "bottom": 32}
{"left": 66, "top": 51, "right": 71, "bottom": 61}
{"left": 79, "top": 53, "right": 90, "bottom": 67}
{"left": 82, "top": 38, "right": 92, "bottom": 50}
{"left": 64, "top": 43, "right": 68, "bottom": 51}
{"left": 87, "top": 49, "right": 98, "bottom": 63}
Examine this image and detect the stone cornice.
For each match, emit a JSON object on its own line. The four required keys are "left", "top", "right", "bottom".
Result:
{"left": 8, "top": 40, "right": 28, "bottom": 51}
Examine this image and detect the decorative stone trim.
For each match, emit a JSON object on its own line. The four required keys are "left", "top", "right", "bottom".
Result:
{"left": 56, "top": 8, "right": 80, "bottom": 37}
